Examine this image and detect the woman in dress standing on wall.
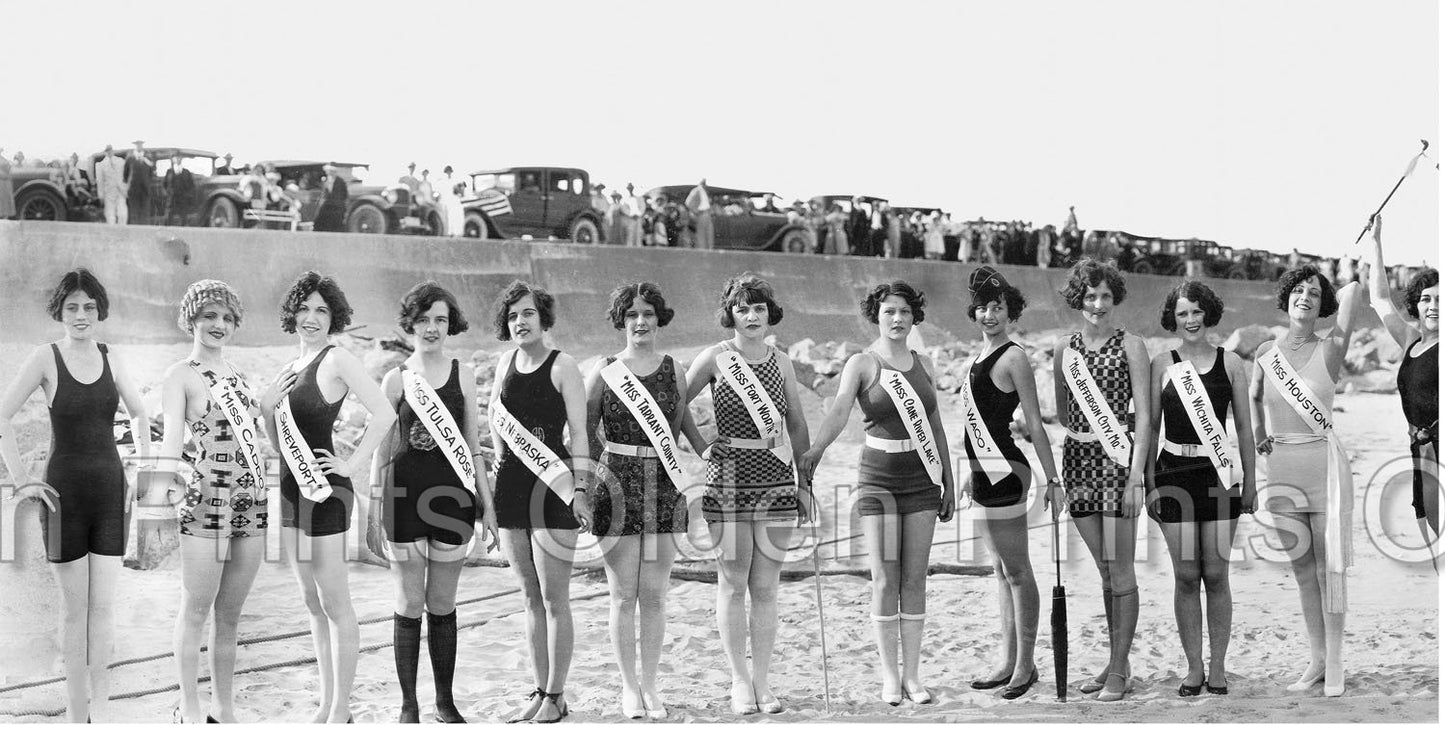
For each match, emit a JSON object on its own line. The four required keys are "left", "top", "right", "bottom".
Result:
{"left": 1051, "top": 258, "right": 1153, "bottom": 701}
{"left": 0, "top": 269, "right": 152, "bottom": 723}
{"left": 583, "top": 282, "right": 703, "bottom": 719}
{"left": 1367, "top": 215, "right": 1438, "bottom": 541}
{"left": 800, "top": 280, "right": 955, "bottom": 706}
{"left": 263, "top": 271, "right": 398, "bottom": 723}
{"left": 683, "top": 273, "right": 813, "bottom": 715}
{"left": 1145, "top": 281, "right": 1256, "bottom": 696}
{"left": 957, "top": 267, "right": 1061, "bottom": 700}
{"left": 1250, "top": 265, "right": 1364, "bottom": 697}
{"left": 367, "top": 282, "right": 499, "bottom": 723}
{"left": 487, "top": 281, "right": 590, "bottom": 723}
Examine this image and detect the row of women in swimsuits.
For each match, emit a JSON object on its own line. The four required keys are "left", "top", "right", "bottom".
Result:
{"left": 1, "top": 250, "right": 1434, "bottom": 723}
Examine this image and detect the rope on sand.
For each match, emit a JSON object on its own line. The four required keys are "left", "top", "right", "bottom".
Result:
{"left": 669, "top": 562, "right": 992, "bottom": 584}
{"left": 0, "top": 587, "right": 614, "bottom": 719}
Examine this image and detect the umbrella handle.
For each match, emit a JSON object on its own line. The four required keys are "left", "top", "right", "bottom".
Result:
{"left": 1051, "top": 510, "right": 1062, "bottom": 589}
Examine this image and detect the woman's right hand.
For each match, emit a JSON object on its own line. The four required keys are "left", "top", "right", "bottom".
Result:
{"left": 1255, "top": 435, "right": 1274, "bottom": 456}
{"left": 11, "top": 481, "right": 59, "bottom": 512}
{"left": 797, "top": 448, "right": 822, "bottom": 485}
{"left": 260, "top": 368, "right": 299, "bottom": 412}
{"left": 364, "top": 505, "right": 389, "bottom": 563}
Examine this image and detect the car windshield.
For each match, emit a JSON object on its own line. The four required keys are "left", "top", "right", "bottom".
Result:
{"left": 161, "top": 156, "right": 215, "bottom": 177}
{"left": 472, "top": 173, "right": 516, "bottom": 194}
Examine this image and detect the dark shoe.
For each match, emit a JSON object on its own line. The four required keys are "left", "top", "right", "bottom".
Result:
{"left": 433, "top": 704, "right": 467, "bottom": 723}
{"left": 1001, "top": 669, "right": 1039, "bottom": 700}
{"left": 400, "top": 704, "right": 421, "bottom": 723}
{"left": 206, "top": 717, "right": 220, "bottom": 724}
{"left": 531, "top": 692, "right": 568, "bottom": 724}
{"left": 970, "top": 675, "right": 1010, "bottom": 690}
{"left": 1205, "top": 683, "right": 1228, "bottom": 695}
{"left": 1178, "top": 682, "right": 1203, "bottom": 697}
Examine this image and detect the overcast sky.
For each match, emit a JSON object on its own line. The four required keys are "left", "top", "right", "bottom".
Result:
{"left": 6, "top": 0, "right": 1439, "bottom": 264}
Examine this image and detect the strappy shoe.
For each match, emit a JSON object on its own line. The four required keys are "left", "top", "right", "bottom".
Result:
{"left": 903, "top": 685, "right": 934, "bottom": 705}
{"left": 506, "top": 688, "right": 545, "bottom": 724}
{"left": 1000, "top": 669, "right": 1039, "bottom": 700}
{"left": 1206, "top": 683, "right": 1229, "bottom": 696}
{"left": 1178, "top": 681, "right": 1203, "bottom": 697}
{"left": 641, "top": 691, "right": 668, "bottom": 721}
{"left": 1287, "top": 667, "right": 1326, "bottom": 692}
{"left": 756, "top": 691, "right": 783, "bottom": 715}
{"left": 1095, "top": 672, "right": 1132, "bottom": 702}
{"left": 531, "top": 692, "right": 568, "bottom": 724}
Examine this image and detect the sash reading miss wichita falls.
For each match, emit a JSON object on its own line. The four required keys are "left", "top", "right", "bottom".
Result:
{"left": 402, "top": 368, "right": 478, "bottom": 496}
{"left": 1164, "top": 359, "right": 1241, "bottom": 490}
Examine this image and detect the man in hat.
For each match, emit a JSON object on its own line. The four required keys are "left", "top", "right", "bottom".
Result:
{"left": 215, "top": 153, "right": 236, "bottom": 176}
{"left": 163, "top": 152, "right": 196, "bottom": 226}
{"left": 96, "top": 144, "right": 128, "bottom": 224}
{"left": 123, "top": 140, "right": 154, "bottom": 225}
{"left": 621, "top": 182, "right": 644, "bottom": 247}
{"left": 684, "top": 178, "right": 713, "bottom": 249}
{"left": 398, "top": 161, "right": 420, "bottom": 194}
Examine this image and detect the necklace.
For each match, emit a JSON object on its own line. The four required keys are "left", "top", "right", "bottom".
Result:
{"left": 1287, "top": 333, "right": 1317, "bottom": 351}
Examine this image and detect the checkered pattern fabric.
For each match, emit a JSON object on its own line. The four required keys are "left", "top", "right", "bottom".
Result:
{"left": 1062, "top": 330, "right": 1135, "bottom": 516}
{"left": 703, "top": 345, "right": 798, "bottom": 522}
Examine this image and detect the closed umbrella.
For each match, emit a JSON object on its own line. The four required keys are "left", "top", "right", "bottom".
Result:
{"left": 1050, "top": 507, "right": 1068, "bottom": 702}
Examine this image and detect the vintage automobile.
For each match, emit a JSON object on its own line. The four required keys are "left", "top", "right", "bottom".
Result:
{"left": 12, "top": 146, "right": 225, "bottom": 223}
{"left": 642, "top": 184, "right": 812, "bottom": 252}
{"left": 201, "top": 160, "right": 442, "bottom": 235}
{"left": 10, "top": 164, "right": 94, "bottom": 221}
{"left": 461, "top": 166, "right": 603, "bottom": 243}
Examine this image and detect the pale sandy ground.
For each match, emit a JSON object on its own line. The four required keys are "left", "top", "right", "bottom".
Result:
{"left": 0, "top": 342, "right": 1437, "bottom": 724}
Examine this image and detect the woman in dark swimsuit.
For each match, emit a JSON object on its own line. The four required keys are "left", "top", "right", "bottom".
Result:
{"left": 262, "top": 271, "right": 397, "bottom": 723}
{"left": 0, "top": 269, "right": 151, "bottom": 723}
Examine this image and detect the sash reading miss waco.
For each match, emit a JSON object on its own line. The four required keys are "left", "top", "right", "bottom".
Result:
{"left": 879, "top": 368, "right": 945, "bottom": 488}
{"left": 1165, "top": 359, "right": 1241, "bottom": 491}
{"left": 713, "top": 349, "right": 793, "bottom": 465}
{"left": 402, "top": 368, "right": 477, "bottom": 496}
{"left": 1061, "top": 347, "right": 1133, "bottom": 468}
{"left": 958, "top": 356, "right": 1011, "bottom": 486}
{"left": 1259, "top": 345, "right": 1353, "bottom": 612}
{"left": 192, "top": 362, "right": 267, "bottom": 491}
{"left": 600, "top": 360, "right": 687, "bottom": 488}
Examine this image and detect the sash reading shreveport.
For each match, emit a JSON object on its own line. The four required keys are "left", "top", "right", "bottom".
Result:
{"left": 490, "top": 399, "right": 573, "bottom": 502}
{"left": 275, "top": 394, "right": 333, "bottom": 503}
{"left": 958, "top": 356, "right": 1010, "bottom": 486}
{"left": 879, "top": 368, "right": 946, "bottom": 487}
{"left": 1061, "top": 348, "right": 1133, "bottom": 468}
{"left": 1165, "top": 359, "right": 1241, "bottom": 491}
{"left": 1259, "top": 344, "right": 1353, "bottom": 613}
{"left": 600, "top": 360, "right": 687, "bottom": 488}
{"left": 402, "top": 368, "right": 477, "bottom": 496}
{"left": 714, "top": 348, "right": 793, "bottom": 465}
{"left": 192, "top": 362, "right": 267, "bottom": 491}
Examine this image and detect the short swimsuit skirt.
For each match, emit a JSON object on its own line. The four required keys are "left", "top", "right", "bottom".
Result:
{"left": 1260, "top": 343, "right": 1337, "bottom": 514}
{"left": 591, "top": 355, "right": 688, "bottom": 536}
{"left": 180, "top": 362, "right": 268, "bottom": 538}
{"left": 1151, "top": 348, "right": 1242, "bottom": 523}
{"left": 387, "top": 360, "right": 478, "bottom": 545}
{"left": 854, "top": 351, "right": 943, "bottom": 516}
{"left": 493, "top": 350, "right": 579, "bottom": 530}
{"left": 702, "top": 344, "right": 798, "bottom": 523}
{"left": 279, "top": 345, "right": 355, "bottom": 537}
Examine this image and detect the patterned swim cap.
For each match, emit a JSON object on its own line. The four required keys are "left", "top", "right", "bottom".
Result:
{"left": 178, "top": 279, "right": 244, "bottom": 334}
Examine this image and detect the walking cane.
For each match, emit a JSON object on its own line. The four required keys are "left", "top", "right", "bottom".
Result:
{"left": 806, "top": 479, "right": 833, "bottom": 715}
{"left": 1049, "top": 496, "right": 1069, "bottom": 702}
{"left": 1353, "top": 140, "right": 1432, "bottom": 245}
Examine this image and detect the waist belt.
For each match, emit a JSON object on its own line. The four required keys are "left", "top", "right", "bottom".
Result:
{"left": 603, "top": 440, "right": 657, "bottom": 458}
{"left": 864, "top": 435, "right": 917, "bottom": 453}
{"left": 715, "top": 434, "right": 784, "bottom": 450}
{"left": 1161, "top": 439, "right": 1206, "bottom": 457}
{"left": 1271, "top": 433, "right": 1328, "bottom": 446}
{"left": 1065, "top": 428, "right": 1097, "bottom": 442}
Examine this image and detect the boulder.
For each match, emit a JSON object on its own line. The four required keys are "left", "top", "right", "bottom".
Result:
{"left": 363, "top": 346, "right": 407, "bottom": 383}
{"left": 1342, "top": 369, "right": 1398, "bottom": 394}
{"left": 1223, "top": 325, "right": 1283, "bottom": 359}
{"left": 834, "top": 341, "right": 865, "bottom": 361}
{"left": 786, "top": 338, "right": 817, "bottom": 363}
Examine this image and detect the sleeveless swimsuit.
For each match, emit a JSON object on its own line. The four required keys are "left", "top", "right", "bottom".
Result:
{"left": 963, "top": 342, "right": 1032, "bottom": 508}
{"left": 591, "top": 355, "right": 688, "bottom": 536}
{"left": 41, "top": 343, "right": 127, "bottom": 563}
{"left": 279, "top": 345, "right": 354, "bottom": 536}
{"left": 1261, "top": 342, "right": 1340, "bottom": 513}
{"left": 1397, "top": 339, "right": 1438, "bottom": 519}
{"left": 387, "top": 360, "right": 478, "bottom": 544}
{"left": 703, "top": 342, "right": 797, "bottom": 523}
{"left": 179, "top": 362, "right": 268, "bottom": 538}
{"left": 1152, "top": 348, "right": 1241, "bottom": 523}
{"left": 1061, "top": 329, "right": 1135, "bottom": 517}
{"left": 494, "top": 350, "right": 578, "bottom": 530}
{"left": 855, "top": 351, "right": 943, "bottom": 515}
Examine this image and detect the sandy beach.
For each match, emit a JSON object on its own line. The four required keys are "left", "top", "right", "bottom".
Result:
{"left": 0, "top": 339, "right": 1437, "bottom": 724}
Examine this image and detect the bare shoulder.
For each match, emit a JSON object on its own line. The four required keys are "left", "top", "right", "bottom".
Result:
{"left": 552, "top": 350, "right": 582, "bottom": 373}
{"left": 1251, "top": 339, "right": 1276, "bottom": 360}
{"left": 1222, "top": 350, "right": 1247, "bottom": 378}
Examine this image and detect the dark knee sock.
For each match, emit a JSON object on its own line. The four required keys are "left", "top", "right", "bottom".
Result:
{"left": 428, "top": 611, "right": 460, "bottom": 710}
{"left": 1102, "top": 588, "right": 1115, "bottom": 647}
{"left": 395, "top": 614, "right": 423, "bottom": 719}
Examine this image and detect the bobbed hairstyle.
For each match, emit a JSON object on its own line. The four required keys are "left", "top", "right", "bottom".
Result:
{"left": 280, "top": 270, "right": 353, "bottom": 334}
{"left": 607, "top": 282, "right": 675, "bottom": 329}
{"left": 47, "top": 268, "right": 110, "bottom": 322}
{"left": 1057, "top": 257, "right": 1128, "bottom": 310}
{"left": 178, "top": 279, "right": 244, "bottom": 334}
{"left": 1160, "top": 280, "right": 1225, "bottom": 331}
{"left": 965, "top": 266, "right": 1028, "bottom": 323}
{"left": 861, "top": 280, "right": 926, "bottom": 324}
{"left": 716, "top": 272, "right": 783, "bottom": 328}
{"left": 1274, "top": 265, "right": 1338, "bottom": 318}
{"left": 1405, "top": 268, "right": 1439, "bottom": 319}
{"left": 492, "top": 280, "right": 556, "bottom": 341}
{"left": 398, "top": 281, "right": 468, "bottom": 335}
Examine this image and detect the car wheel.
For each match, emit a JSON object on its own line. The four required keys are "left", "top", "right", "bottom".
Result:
{"left": 15, "top": 188, "right": 65, "bottom": 221}
{"left": 780, "top": 228, "right": 810, "bottom": 253}
{"left": 426, "top": 210, "right": 444, "bottom": 236}
{"left": 1131, "top": 260, "right": 1155, "bottom": 276}
{"left": 568, "top": 216, "right": 599, "bottom": 244}
{"left": 205, "top": 198, "right": 240, "bottom": 228}
{"left": 348, "top": 203, "right": 388, "bottom": 234}
{"left": 463, "top": 211, "right": 489, "bottom": 238}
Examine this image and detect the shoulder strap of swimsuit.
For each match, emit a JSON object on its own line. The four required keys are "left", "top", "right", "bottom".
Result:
{"left": 1169, "top": 349, "right": 1181, "bottom": 364}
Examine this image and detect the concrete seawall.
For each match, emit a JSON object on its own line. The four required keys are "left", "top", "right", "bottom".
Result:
{"left": 0, "top": 221, "right": 1368, "bottom": 352}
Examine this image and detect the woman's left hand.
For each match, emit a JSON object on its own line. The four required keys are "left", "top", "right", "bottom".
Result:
{"left": 796, "top": 487, "right": 817, "bottom": 527}
{"left": 938, "top": 485, "right": 956, "bottom": 522}
{"left": 1240, "top": 481, "right": 1259, "bottom": 515}
{"left": 572, "top": 491, "right": 591, "bottom": 532}
{"left": 312, "top": 448, "right": 354, "bottom": 478}
{"left": 478, "top": 509, "right": 500, "bottom": 553}
{"left": 1122, "top": 471, "right": 1146, "bottom": 518}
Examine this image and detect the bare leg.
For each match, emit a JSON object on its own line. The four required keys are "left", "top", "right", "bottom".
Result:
{"left": 979, "top": 508, "right": 1038, "bottom": 688}
{"left": 747, "top": 521, "right": 793, "bottom": 710}
{"left": 861, "top": 513, "right": 902, "bottom": 700}
{"left": 530, "top": 527, "right": 577, "bottom": 722}
{"left": 284, "top": 527, "right": 334, "bottom": 723}
{"left": 175, "top": 538, "right": 226, "bottom": 723}
{"left": 1199, "top": 518, "right": 1239, "bottom": 688}
{"left": 209, "top": 537, "right": 265, "bottom": 723}
{"left": 499, "top": 528, "right": 547, "bottom": 722}
{"left": 712, "top": 521, "right": 756, "bottom": 710}
{"left": 50, "top": 559, "right": 96, "bottom": 723}
{"left": 600, "top": 534, "right": 644, "bottom": 714}
{"left": 637, "top": 533, "right": 678, "bottom": 712}
{"left": 1160, "top": 521, "right": 1205, "bottom": 686}
{"left": 310, "top": 532, "right": 359, "bottom": 723}
{"left": 84, "top": 555, "right": 121, "bottom": 722}
{"left": 897, "top": 510, "right": 938, "bottom": 697}
{"left": 1274, "top": 512, "right": 1327, "bottom": 687}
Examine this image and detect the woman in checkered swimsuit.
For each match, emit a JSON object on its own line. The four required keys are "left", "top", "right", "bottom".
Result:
{"left": 1051, "top": 259, "right": 1153, "bottom": 702}
{"left": 684, "top": 273, "right": 812, "bottom": 716}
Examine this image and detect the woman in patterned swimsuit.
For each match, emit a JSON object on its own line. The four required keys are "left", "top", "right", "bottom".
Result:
{"left": 683, "top": 273, "right": 812, "bottom": 716}
{"left": 161, "top": 280, "right": 281, "bottom": 723}
{"left": 583, "top": 282, "right": 704, "bottom": 720}
{"left": 1050, "top": 259, "right": 1153, "bottom": 701}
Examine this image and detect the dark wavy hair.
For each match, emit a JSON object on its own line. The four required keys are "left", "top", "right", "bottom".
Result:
{"left": 860, "top": 281, "right": 926, "bottom": 324}
{"left": 1405, "top": 268, "right": 1439, "bottom": 320}
{"left": 966, "top": 285, "right": 1027, "bottom": 322}
{"left": 1058, "top": 258, "right": 1127, "bottom": 310}
{"left": 493, "top": 280, "right": 556, "bottom": 341}
{"left": 1160, "top": 280, "right": 1225, "bottom": 331}
{"left": 607, "top": 282, "right": 675, "bottom": 329}
{"left": 716, "top": 273, "right": 784, "bottom": 328}
{"left": 280, "top": 270, "right": 353, "bottom": 334}
{"left": 1275, "top": 265, "right": 1338, "bottom": 318}
{"left": 398, "top": 281, "right": 468, "bottom": 335}
{"left": 47, "top": 268, "right": 110, "bottom": 322}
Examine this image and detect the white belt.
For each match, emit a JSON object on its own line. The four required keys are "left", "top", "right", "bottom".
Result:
{"left": 864, "top": 435, "right": 917, "bottom": 453}
{"left": 603, "top": 440, "right": 657, "bottom": 458}
{"left": 1065, "top": 428, "right": 1097, "bottom": 442}
{"left": 715, "top": 434, "right": 784, "bottom": 450}
{"left": 1161, "top": 439, "right": 1205, "bottom": 457}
